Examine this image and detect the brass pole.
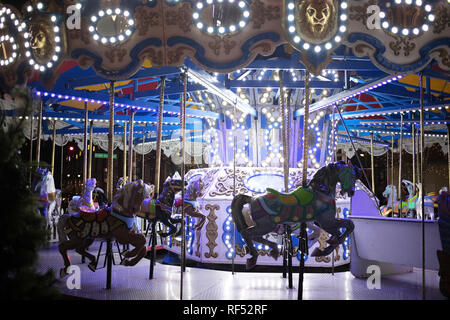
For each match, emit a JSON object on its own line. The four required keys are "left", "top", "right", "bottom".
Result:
{"left": 128, "top": 112, "right": 134, "bottom": 182}
{"left": 412, "top": 117, "right": 415, "bottom": 189}
{"left": 398, "top": 113, "right": 403, "bottom": 202}
{"left": 298, "top": 71, "right": 311, "bottom": 301}
{"left": 60, "top": 136, "right": 63, "bottom": 190}
{"left": 88, "top": 120, "right": 93, "bottom": 179}
{"left": 391, "top": 136, "right": 394, "bottom": 190}
{"left": 398, "top": 112, "right": 402, "bottom": 219}
{"left": 280, "top": 70, "right": 289, "bottom": 192}
{"left": 154, "top": 76, "right": 166, "bottom": 195}
{"left": 370, "top": 132, "right": 375, "bottom": 194}
{"left": 180, "top": 72, "right": 187, "bottom": 300}
{"left": 51, "top": 120, "right": 56, "bottom": 175}
{"left": 332, "top": 105, "right": 336, "bottom": 162}
{"left": 420, "top": 73, "right": 425, "bottom": 300}
{"left": 447, "top": 125, "right": 450, "bottom": 189}
{"left": 36, "top": 99, "right": 43, "bottom": 167}
{"left": 29, "top": 111, "right": 34, "bottom": 184}
{"left": 107, "top": 80, "right": 115, "bottom": 202}
{"left": 83, "top": 102, "right": 88, "bottom": 183}
{"left": 149, "top": 76, "right": 165, "bottom": 281}
{"left": 142, "top": 134, "right": 145, "bottom": 180}
{"left": 123, "top": 122, "right": 127, "bottom": 182}
{"left": 301, "top": 73, "right": 310, "bottom": 187}
{"left": 232, "top": 101, "right": 237, "bottom": 276}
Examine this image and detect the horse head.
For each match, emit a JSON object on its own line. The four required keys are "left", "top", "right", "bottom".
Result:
{"left": 185, "top": 175, "right": 203, "bottom": 201}
{"left": 116, "top": 180, "right": 152, "bottom": 216}
{"left": 382, "top": 185, "right": 391, "bottom": 198}
{"left": 85, "top": 178, "right": 97, "bottom": 193}
{"left": 163, "top": 178, "right": 187, "bottom": 194}
{"left": 336, "top": 161, "right": 360, "bottom": 197}
{"left": 401, "top": 179, "right": 415, "bottom": 197}
{"left": 116, "top": 177, "right": 128, "bottom": 191}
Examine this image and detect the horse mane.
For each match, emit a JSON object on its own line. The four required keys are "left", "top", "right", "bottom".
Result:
{"left": 308, "top": 161, "right": 347, "bottom": 195}
{"left": 185, "top": 176, "right": 201, "bottom": 200}
{"left": 113, "top": 182, "right": 134, "bottom": 210}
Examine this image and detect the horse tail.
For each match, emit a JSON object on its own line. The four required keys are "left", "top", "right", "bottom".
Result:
{"left": 231, "top": 194, "right": 253, "bottom": 234}
{"left": 57, "top": 215, "right": 69, "bottom": 242}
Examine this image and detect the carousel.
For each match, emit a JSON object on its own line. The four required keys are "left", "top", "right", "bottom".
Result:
{"left": 0, "top": 0, "right": 449, "bottom": 300}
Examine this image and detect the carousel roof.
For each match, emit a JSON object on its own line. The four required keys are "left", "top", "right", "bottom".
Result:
{"left": 0, "top": 0, "right": 449, "bottom": 151}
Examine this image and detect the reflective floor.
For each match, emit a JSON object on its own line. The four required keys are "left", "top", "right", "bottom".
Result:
{"left": 37, "top": 240, "right": 445, "bottom": 300}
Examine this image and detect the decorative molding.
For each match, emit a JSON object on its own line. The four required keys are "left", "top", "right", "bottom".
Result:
{"left": 204, "top": 203, "right": 219, "bottom": 259}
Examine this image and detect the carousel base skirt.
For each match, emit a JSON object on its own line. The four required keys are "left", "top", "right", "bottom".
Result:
{"left": 37, "top": 241, "right": 445, "bottom": 300}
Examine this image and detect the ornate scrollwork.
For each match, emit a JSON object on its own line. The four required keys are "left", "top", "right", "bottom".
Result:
{"left": 250, "top": 0, "right": 280, "bottom": 29}
{"left": 134, "top": 6, "right": 160, "bottom": 36}
{"left": 204, "top": 204, "right": 219, "bottom": 258}
{"left": 208, "top": 35, "right": 236, "bottom": 56}
{"left": 165, "top": 3, "right": 193, "bottom": 33}
{"left": 209, "top": 168, "right": 247, "bottom": 197}
{"left": 431, "top": 48, "right": 450, "bottom": 70}
{"left": 138, "top": 47, "right": 164, "bottom": 66}
{"left": 389, "top": 35, "right": 416, "bottom": 57}
{"left": 167, "top": 46, "right": 195, "bottom": 65}
{"left": 433, "top": 2, "right": 450, "bottom": 34}
{"left": 348, "top": 0, "right": 377, "bottom": 27}
{"left": 104, "top": 45, "right": 127, "bottom": 63}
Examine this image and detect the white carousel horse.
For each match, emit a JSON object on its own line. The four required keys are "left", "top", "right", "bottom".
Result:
{"left": 31, "top": 168, "right": 57, "bottom": 231}
{"left": 380, "top": 185, "right": 408, "bottom": 217}
{"left": 59, "top": 178, "right": 97, "bottom": 241}
{"left": 67, "top": 178, "right": 97, "bottom": 215}
{"left": 402, "top": 180, "right": 435, "bottom": 220}
{"left": 47, "top": 189, "right": 63, "bottom": 241}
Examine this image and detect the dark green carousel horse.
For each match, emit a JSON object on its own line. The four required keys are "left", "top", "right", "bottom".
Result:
{"left": 231, "top": 161, "right": 362, "bottom": 270}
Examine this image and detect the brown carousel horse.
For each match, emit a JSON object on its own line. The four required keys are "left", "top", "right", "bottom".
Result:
{"left": 172, "top": 175, "right": 207, "bottom": 231}
{"left": 57, "top": 180, "right": 152, "bottom": 277}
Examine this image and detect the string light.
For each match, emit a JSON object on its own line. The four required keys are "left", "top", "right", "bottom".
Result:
{"left": 23, "top": 4, "right": 62, "bottom": 72}
{"left": 193, "top": 0, "right": 250, "bottom": 34}
{"left": 379, "top": 0, "right": 434, "bottom": 36}
{"left": 286, "top": 1, "right": 348, "bottom": 53}
{"left": 90, "top": 8, "right": 134, "bottom": 44}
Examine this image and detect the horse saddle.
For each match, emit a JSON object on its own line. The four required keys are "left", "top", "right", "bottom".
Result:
{"left": 266, "top": 187, "right": 314, "bottom": 206}
{"left": 68, "top": 208, "right": 110, "bottom": 238}
{"left": 73, "top": 206, "right": 108, "bottom": 223}
{"left": 256, "top": 187, "right": 316, "bottom": 224}
{"left": 174, "top": 198, "right": 197, "bottom": 209}
{"left": 137, "top": 198, "right": 157, "bottom": 220}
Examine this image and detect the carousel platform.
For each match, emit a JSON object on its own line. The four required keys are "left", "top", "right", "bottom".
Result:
{"left": 36, "top": 240, "right": 445, "bottom": 300}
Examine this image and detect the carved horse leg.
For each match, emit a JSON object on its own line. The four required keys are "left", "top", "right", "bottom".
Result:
{"left": 311, "top": 217, "right": 354, "bottom": 257}
{"left": 241, "top": 215, "right": 277, "bottom": 270}
{"left": 76, "top": 238, "right": 96, "bottom": 272}
{"left": 186, "top": 208, "right": 207, "bottom": 230}
{"left": 115, "top": 229, "right": 147, "bottom": 266}
{"left": 58, "top": 236, "right": 84, "bottom": 278}
{"left": 252, "top": 235, "right": 280, "bottom": 260}
{"left": 156, "top": 211, "right": 182, "bottom": 237}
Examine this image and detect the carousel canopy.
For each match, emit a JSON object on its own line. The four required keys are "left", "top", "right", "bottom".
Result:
{"left": 0, "top": 0, "right": 448, "bottom": 161}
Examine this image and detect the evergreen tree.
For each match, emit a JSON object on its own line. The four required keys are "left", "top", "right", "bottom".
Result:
{"left": 0, "top": 88, "right": 59, "bottom": 299}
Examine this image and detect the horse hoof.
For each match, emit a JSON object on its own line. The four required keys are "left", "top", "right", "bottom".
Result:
{"left": 310, "top": 248, "right": 322, "bottom": 257}
{"left": 327, "top": 236, "right": 339, "bottom": 245}
{"left": 88, "top": 263, "right": 96, "bottom": 272}
{"left": 59, "top": 268, "right": 68, "bottom": 278}
{"left": 246, "top": 258, "right": 257, "bottom": 270}
{"left": 120, "top": 259, "right": 128, "bottom": 266}
{"left": 269, "top": 250, "right": 280, "bottom": 260}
